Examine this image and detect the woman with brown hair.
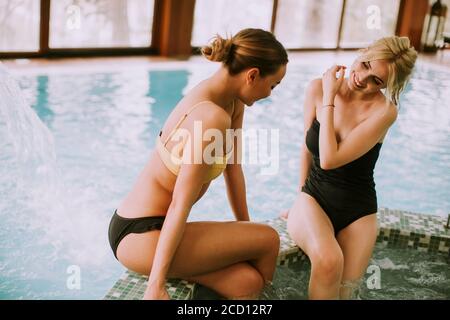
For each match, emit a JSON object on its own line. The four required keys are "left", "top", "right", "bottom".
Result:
{"left": 108, "top": 28, "right": 288, "bottom": 299}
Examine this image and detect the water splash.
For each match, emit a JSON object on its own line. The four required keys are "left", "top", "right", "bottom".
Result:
{"left": 0, "top": 63, "right": 59, "bottom": 216}
{"left": 0, "top": 64, "right": 112, "bottom": 268}
{"left": 371, "top": 257, "right": 409, "bottom": 270}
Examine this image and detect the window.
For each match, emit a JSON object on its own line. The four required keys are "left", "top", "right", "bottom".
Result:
{"left": 274, "top": 0, "right": 343, "bottom": 49}
{"left": 49, "top": 0, "right": 154, "bottom": 48}
{"left": 440, "top": 0, "right": 450, "bottom": 36}
{"left": 339, "top": 0, "right": 401, "bottom": 48}
{"left": 191, "top": 0, "right": 273, "bottom": 47}
{"left": 0, "top": 0, "right": 40, "bottom": 52}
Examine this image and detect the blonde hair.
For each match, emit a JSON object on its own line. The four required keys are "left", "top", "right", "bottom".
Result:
{"left": 358, "top": 36, "right": 418, "bottom": 106}
{"left": 201, "top": 28, "right": 288, "bottom": 77}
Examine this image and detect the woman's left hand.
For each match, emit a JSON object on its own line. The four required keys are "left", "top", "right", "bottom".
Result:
{"left": 322, "top": 65, "right": 346, "bottom": 105}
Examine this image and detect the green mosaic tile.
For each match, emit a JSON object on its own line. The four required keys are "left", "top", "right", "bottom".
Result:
{"left": 104, "top": 271, "right": 196, "bottom": 300}
{"left": 378, "top": 208, "right": 450, "bottom": 253}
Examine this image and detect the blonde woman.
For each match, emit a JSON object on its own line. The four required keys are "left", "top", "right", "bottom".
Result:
{"left": 108, "top": 29, "right": 288, "bottom": 300}
{"left": 284, "top": 36, "right": 417, "bottom": 299}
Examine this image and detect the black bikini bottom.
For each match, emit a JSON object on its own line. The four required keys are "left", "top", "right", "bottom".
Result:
{"left": 108, "top": 210, "right": 165, "bottom": 259}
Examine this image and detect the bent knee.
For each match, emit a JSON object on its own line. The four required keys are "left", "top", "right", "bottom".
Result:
{"left": 310, "top": 247, "right": 344, "bottom": 279}
{"left": 224, "top": 268, "right": 265, "bottom": 299}
{"left": 258, "top": 224, "right": 280, "bottom": 253}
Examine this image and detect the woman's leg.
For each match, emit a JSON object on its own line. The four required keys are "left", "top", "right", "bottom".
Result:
{"left": 116, "top": 221, "right": 280, "bottom": 299}
{"left": 185, "top": 262, "right": 265, "bottom": 299}
{"left": 286, "top": 192, "right": 344, "bottom": 299}
{"left": 336, "top": 213, "right": 378, "bottom": 299}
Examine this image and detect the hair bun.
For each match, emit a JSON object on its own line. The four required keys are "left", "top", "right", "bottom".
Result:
{"left": 201, "top": 35, "right": 233, "bottom": 63}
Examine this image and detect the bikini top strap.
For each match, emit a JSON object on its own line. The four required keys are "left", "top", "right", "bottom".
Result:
{"left": 162, "top": 101, "right": 212, "bottom": 146}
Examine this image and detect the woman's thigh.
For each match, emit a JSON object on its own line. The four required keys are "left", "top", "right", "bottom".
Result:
{"left": 117, "top": 220, "right": 280, "bottom": 278}
{"left": 336, "top": 213, "right": 378, "bottom": 280}
{"left": 287, "top": 192, "right": 338, "bottom": 257}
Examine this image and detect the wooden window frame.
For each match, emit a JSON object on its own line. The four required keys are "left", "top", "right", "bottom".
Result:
{"left": 0, "top": 0, "right": 158, "bottom": 59}
{"left": 191, "top": 0, "right": 403, "bottom": 52}
{"left": 0, "top": 0, "right": 427, "bottom": 59}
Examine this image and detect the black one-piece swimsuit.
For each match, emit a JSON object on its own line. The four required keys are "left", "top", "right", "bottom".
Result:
{"left": 301, "top": 118, "right": 382, "bottom": 234}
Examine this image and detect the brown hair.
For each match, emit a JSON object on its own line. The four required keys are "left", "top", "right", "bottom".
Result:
{"left": 201, "top": 28, "right": 288, "bottom": 77}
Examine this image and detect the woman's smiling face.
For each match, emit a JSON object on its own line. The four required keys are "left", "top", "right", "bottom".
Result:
{"left": 347, "top": 59, "right": 389, "bottom": 94}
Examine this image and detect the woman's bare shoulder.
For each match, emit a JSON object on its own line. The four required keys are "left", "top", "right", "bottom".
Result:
{"left": 306, "top": 78, "right": 323, "bottom": 95}
{"left": 372, "top": 97, "right": 398, "bottom": 122}
{"left": 303, "top": 78, "right": 323, "bottom": 119}
{"left": 191, "top": 101, "right": 232, "bottom": 129}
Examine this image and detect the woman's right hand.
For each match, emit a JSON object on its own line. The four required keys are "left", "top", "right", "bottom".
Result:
{"left": 143, "top": 282, "right": 170, "bottom": 300}
{"left": 322, "top": 65, "right": 346, "bottom": 105}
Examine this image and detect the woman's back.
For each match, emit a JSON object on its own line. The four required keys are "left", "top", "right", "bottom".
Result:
{"left": 117, "top": 83, "right": 233, "bottom": 218}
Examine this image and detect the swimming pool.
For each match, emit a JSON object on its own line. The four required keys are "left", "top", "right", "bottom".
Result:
{"left": 1, "top": 57, "right": 449, "bottom": 299}
{"left": 194, "top": 243, "right": 450, "bottom": 300}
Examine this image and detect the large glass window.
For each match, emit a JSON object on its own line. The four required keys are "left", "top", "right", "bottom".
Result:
{"left": 0, "top": 0, "right": 40, "bottom": 52}
{"left": 49, "top": 0, "right": 154, "bottom": 48}
{"left": 191, "top": 0, "right": 273, "bottom": 47}
{"left": 274, "top": 0, "right": 343, "bottom": 49}
{"left": 440, "top": 0, "right": 450, "bottom": 36}
{"left": 340, "top": 0, "right": 401, "bottom": 48}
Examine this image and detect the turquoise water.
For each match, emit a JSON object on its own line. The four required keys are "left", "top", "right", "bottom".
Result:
{"left": 1, "top": 61, "right": 449, "bottom": 299}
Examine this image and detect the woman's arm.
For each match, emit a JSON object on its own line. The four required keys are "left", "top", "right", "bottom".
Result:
{"left": 319, "top": 65, "right": 397, "bottom": 170}
{"left": 224, "top": 101, "right": 250, "bottom": 221}
{"left": 224, "top": 165, "right": 249, "bottom": 221}
{"left": 282, "top": 82, "right": 317, "bottom": 217}
{"left": 145, "top": 106, "right": 231, "bottom": 299}
{"left": 299, "top": 80, "right": 320, "bottom": 189}
{"left": 299, "top": 142, "right": 313, "bottom": 189}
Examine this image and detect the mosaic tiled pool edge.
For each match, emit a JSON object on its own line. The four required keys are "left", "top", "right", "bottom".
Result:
{"left": 104, "top": 207, "right": 450, "bottom": 300}
{"left": 104, "top": 274, "right": 196, "bottom": 300}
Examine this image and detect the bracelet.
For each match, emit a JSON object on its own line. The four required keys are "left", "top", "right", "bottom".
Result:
{"left": 322, "top": 104, "right": 335, "bottom": 108}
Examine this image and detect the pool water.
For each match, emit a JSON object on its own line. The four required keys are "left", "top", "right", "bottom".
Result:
{"left": 262, "top": 243, "right": 450, "bottom": 300}
{"left": 0, "top": 59, "right": 449, "bottom": 299}
{"left": 194, "top": 243, "right": 450, "bottom": 300}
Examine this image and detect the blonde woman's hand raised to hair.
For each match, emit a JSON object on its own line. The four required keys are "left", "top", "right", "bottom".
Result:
{"left": 322, "top": 65, "right": 346, "bottom": 105}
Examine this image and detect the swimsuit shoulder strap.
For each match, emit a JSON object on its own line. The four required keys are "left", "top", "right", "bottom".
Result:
{"left": 163, "top": 101, "right": 212, "bottom": 146}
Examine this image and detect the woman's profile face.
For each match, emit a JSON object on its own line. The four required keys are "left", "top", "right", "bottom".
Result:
{"left": 347, "top": 58, "right": 389, "bottom": 94}
{"left": 241, "top": 64, "right": 287, "bottom": 106}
